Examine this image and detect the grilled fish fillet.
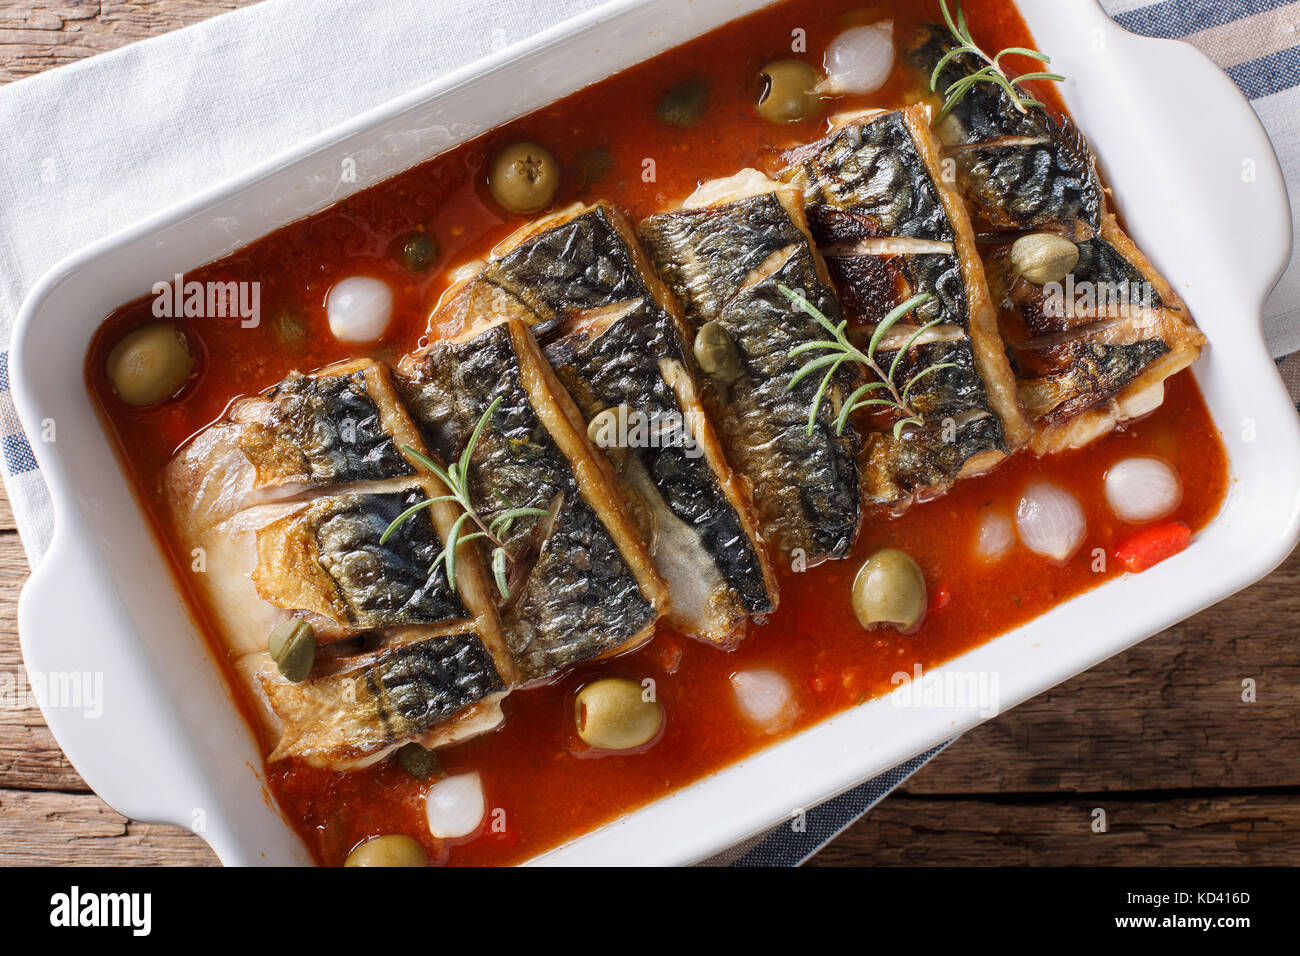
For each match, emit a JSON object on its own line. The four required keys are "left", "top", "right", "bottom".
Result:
{"left": 910, "top": 24, "right": 1204, "bottom": 453}
{"left": 476, "top": 201, "right": 777, "bottom": 648}
{"left": 255, "top": 626, "right": 506, "bottom": 768}
{"left": 164, "top": 359, "right": 511, "bottom": 766}
{"left": 783, "top": 107, "right": 1030, "bottom": 508}
{"left": 399, "top": 309, "right": 668, "bottom": 683}
{"left": 640, "top": 171, "right": 863, "bottom": 564}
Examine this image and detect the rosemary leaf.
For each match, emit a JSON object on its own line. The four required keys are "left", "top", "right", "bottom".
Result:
{"left": 443, "top": 511, "right": 474, "bottom": 593}
{"left": 401, "top": 444, "right": 455, "bottom": 488}
{"left": 811, "top": 356, "right": 852, "bottom": 434}
{"left": 489, "top": 507, "right": 551, "bottom": 536}
{"left": 932, "top": 0, "right": 1064, "bottom": 119}
{"left": 836, "top": 381, "right": 892, "bottom": 433}
{"left": 459, "top": 394, "right": 502, "bottom": 479}
{"left": 381, "top": 496, "right": 439, "bottom": 545}
{"left": 889, "top": 315, "right": 947, "bottom": 383}
{"left": 871, "top": 293, "right": 933, "bottom": 364}
{"left": 902, "top": 362, "right": 959, "bottom": 404}
{"left": 893, "top": 416, "right": 924, "bottom": 440}
{"left": 491, "top": 548, "right": 509, "bottom": 599}
{"left": 788, "top": 351, "right": 847, "bottom": 391}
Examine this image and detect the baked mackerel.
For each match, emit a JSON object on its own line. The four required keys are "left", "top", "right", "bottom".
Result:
{"left": 910, "top": 23, "right": 1204, "bottom": 454}
{"left": 782, "top": 107, "right": 1030, "bottom": 508}
{"left": 261, "top": 626, "right": 506, "bottom": 765}
{"left": 164, "top": 359, "right": 512, "bottom": 768}
{"left": 399, "top": 304, "right": 668, "bottom": 682}
{"left": 478, "top": 202, "right": 777, "bottom": 648}
{"left": 640, "top": 172, "right": 862, "bottom": 564}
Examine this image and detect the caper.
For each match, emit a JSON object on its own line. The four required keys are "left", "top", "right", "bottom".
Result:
{"left": 344, "top": 834, "right": 428, "bottom": 867}
{"left": 105, "top": 323, "right": 194, "bottom": 406}
{"left": 657, "top": 78, "right": 709, "bottom": 129}
{"left": 574, "top": 677, "right": 663, "bottom": 751}
{"left": 489, "top": 141, "right": 559, "bottom": 215}
{"left": 396, "top": 742, "right": 441, "bottom": 781}
{"left": 272, "top": 311, "right": 307, "bottom": 349}
{"left": 852, "top": 548, "right": 927, "bottom": 632}
{"left": 1009, "top": 233, "right": 1080, "bottom": 286}
{"left": 399, "top": 232, "right": 438, "bottom": 272}
{"left": 756, "top": 59, "right": 823, "bottom": 124}
{"left": 268, "top": 619, "right": 315, "bottom": 683}
{"left": 694, "top": 322, "right": 741, "bottom": 384}
{"left": 578, "top": 148, "right": 613, "bottom": 186}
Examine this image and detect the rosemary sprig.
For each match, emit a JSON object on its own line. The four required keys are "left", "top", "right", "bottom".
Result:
{"left": 380, "top": 395, "right": 549, "bottom": 598}
{"left": 930, "top": 0, "right": 1064, "bottom": 119}
{"left": 780, "top": 284, "right": 957, "bottom": 440}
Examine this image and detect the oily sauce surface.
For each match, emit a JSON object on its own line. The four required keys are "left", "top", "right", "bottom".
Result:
{"left": 86, "top": 0, "right": 1229, "bottom": 866}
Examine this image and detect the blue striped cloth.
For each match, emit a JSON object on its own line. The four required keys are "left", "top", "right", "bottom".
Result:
{"left": 1, "top": 0, "right": 1298, "bottom": 866}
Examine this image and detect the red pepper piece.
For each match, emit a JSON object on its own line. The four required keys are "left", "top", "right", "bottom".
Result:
{"left": 1115, "top": 521, "right": 1191, "bottom": 573}
{"left": 930, "top": 581, "right": 952, "bottom": 611}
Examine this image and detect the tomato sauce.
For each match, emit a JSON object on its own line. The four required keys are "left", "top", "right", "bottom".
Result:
{"left": 85, "top": 0, "right": 1229, "bottom": 866}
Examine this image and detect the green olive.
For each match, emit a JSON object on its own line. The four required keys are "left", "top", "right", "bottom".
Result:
{"left": 852, "top": 548, "right": 927, "bottom": 632}
{"left": 395, "top": 742, "right": 441, "bottom": 781}
{"left": 693, "top": 322, "right": 741, "bottom": 384}
{"left": 489, "top": 141, "right": 559, "bottom": 215}
{"left": 344, "top": 834, "right": 428, "bottom": 867}
{"left": 574, "top": 677, "right": 663, "bottom": 751}
{"left": 657, "top": 78, "right": 709, "bottom": 129}
{"left": 399, "top": 232, "right": 438, "bottom": 272}
{"left": 756, "top": 60, "right": 823, "bottom": 124}
{"left": 105, "top": 323, "right": 194, "bottom": 406}
{"left": 268, "top": 619, "right": 315, "bottom": 683}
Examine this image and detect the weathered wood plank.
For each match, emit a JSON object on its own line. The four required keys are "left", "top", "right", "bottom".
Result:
{"left": 0, "top": 523, "right": 87, "bottom": 788}
{"left": 0, "top": 788, "right": 217, "bottom": 865}
{"left": 810, "top": 793, "right": 1300, "bottom": 866}
{"left": 0, "top": 1, "right": 258, "bottom": 85}
{"left": 0, "top": 492, "right": 15, "bottom": 533}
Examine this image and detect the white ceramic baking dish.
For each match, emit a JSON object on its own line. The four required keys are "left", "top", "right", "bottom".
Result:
{"left": 10, "top": 0, "right": 1299, "bottom": 866}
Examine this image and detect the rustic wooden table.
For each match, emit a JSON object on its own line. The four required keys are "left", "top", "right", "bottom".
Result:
{"left": 2, "top": 1, "right": 1297, "bottom": 866}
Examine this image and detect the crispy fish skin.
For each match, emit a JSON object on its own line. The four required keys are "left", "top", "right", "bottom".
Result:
{"left": 253, "top": 489, "right": 468, "bottom": 634}
{"left": 908, "top": 27, "right": 1204, "bottom": 453}
{"left": 910, "top": 25, "right": 1104, "bottom": 234}
{"left": 783, "top": 109, "right": 1029, "bottom": 507}
{"left": 167, "top": 359, "right": 443, "bottom": 535}
{"left": 483, "top": 202, "right": 660, "bottom": 333}
{"left": 640, "top": 176, "right": 862, "bottom": 562}
{"left": 546, "top": 303, "right": 775, "bottom": 640}
{"left": 174, "top": 359, "right": 508, "bottom": 655}
{"left": 987, "top": 217, "right": 1204, "bottom": 453}
{"left": 260, "top": 627, "right": 506, "bottom": 767}
{"left": 786, "top": 110, "right": 957, "bottom": 242}
{"left": 484, "top": 202, "right": 776, "bottom": 646}
{"left": 236, "top": 361, "right": 416, "bottom": 489}
{"left": 399, "top": 315, "right": 666, "bottom": 683}
{"left": 166, "top": 359, "right": 514, "bottom": 762}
